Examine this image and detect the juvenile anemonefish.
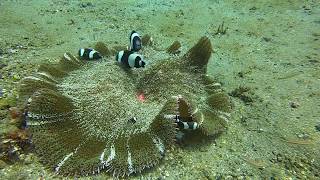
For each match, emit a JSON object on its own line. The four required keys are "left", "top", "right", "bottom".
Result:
{"left": 78, "top": 48, "right": 102, "bottom": 60}
{"left": 170, "top": 114, "right": 199, "bottom": 130}
{"left": 176, "top": 120, "right": 199, "bottom": 130}
{"left": 129, "top": 31, "right": 142, "bottom": 52}
{"left": 116, "top": 50, "right": 145, "bottom": 68}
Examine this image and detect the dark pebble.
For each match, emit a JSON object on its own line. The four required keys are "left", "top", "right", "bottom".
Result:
{"left": 0, "top": 63, "right": 6, "bottom": 69}
{"left": 309, "top": 59, "right": 319, "bottom": 63}
{"left": 289, "top": 101, "right": 299, "bottom": 108}
{"left": 80, "top": 2, "right": 93, "bottom": 8}
{"left": 262, "top": 37, "right": 272, "bottom": 42}
{"left": 302, "top": 5, "right": 311, "bottom": 11}
{"left": 315, "top": 123, "right": 320, "bottom": 132}
{"left": 128, "top": 117, "right": 136, "bottom": 124}
{"left": 237, "top": 71, "right": 244, "bottom": 78}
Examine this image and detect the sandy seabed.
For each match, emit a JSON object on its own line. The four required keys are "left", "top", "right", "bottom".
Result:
{"left": 0, "top": 0, "right": 319, "bottom": 179}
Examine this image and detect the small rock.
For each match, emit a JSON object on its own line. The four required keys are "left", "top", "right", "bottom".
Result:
{"left": 212, "top": 82, "right": 222, "bottom": 89}
{"left": 290, "top": 101, "right": 300, "bottom": 108}
{"left": 80, "top": 2, "right": 93, "bottom": 8}
{"left": 249, "top": 6, "right": 257, "bottom": 10}
{"left": 8, "top": 49, "right": 18, "bottom": 54}
{"left": 315, "top": 123, "right": 320, "bottom": 132}
{"left": 296, "top": 133, "right": 309, "bottom": 139}
{"left": 256, "top": 128, "right": 264, "bottom": 133}
{"left": 108, "top": 24, "right": 115, "bottom": 29}
{"left": 262, "top": 37, "right": 272, "bottom": 42}
{"left": 0, "top": 63, "right": 7, "bottom": 69}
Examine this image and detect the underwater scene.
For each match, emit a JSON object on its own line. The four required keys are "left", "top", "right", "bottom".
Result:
{"left": 0, "top": 0, "right": 319, "bottom": 179}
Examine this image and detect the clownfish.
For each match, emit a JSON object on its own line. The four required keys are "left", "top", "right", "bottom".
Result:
{"left": 129, "top": 31, "right": 142, "bottom": 52}
{"left": 165, "top": 114, "right": 199, "bottom": 130}
{"left": 176, "top": 120, "right": 199, "bottom": 130}
{"left": 116, "top": 50, "right": 145, "bottom": 68}
{"left": 175, "top": 115, "right": 199, "bottom": 130}
{"left": 78, "top": 48, "right": 102, "bottom": 60}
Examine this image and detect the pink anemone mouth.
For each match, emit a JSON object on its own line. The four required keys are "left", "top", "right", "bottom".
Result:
{"left": 136, "top": 91, "right": 146, "bottom": 102}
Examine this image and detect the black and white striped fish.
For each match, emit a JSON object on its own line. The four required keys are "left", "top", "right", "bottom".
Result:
{"left": 116, "top": 50, "right": 145, "bottom": 68}
{"left": 175, "top": 115, "right": 199, "bottom": 130}
{"left": 129, "top": 31, "right": 142, "bottom": 52}
{"left": 176, "top": 120, "right": 199, "bottom": 130}
{"left": 78, "top": 48, "right": 102, "bottom": 60}
{"left": 166, "top": 114, "right": 199, "bottom": 130}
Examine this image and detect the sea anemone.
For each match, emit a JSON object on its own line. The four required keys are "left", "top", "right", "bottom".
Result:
{"left": 18, "top": 36, "right": 232, "bottom": 177}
